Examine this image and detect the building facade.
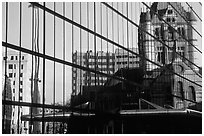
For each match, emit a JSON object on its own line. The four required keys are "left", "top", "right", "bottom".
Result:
{"left": 115, "top": 48, "right": 140, "bottom": 71}
{"left": 138, "top": 2, "right": 201, "bottom": 108}
{"left": 138, "top": 2, "right": 197, "bottom": 71}
{"left": 72, "top": 50, "right": 115, "bottom": 96}
{"left": 2, "top": 76, "right": 12, "bottom": 134}
{"left": 2, "top": 51, "right": 40, "bottom": 134}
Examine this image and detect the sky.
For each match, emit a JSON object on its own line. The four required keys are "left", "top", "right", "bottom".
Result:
{"left": 1, "top": 2, "right": 202, "bottom": 104}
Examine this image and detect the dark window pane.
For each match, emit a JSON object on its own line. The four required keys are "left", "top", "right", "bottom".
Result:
{"left": 168, "top": 10, "right": 173, "bottom": 14}
{"left": 9, "top": 64, "right": 13, "bottom": 69}
{"left": 9, "top": 73, "right": 13, "bottom": 78}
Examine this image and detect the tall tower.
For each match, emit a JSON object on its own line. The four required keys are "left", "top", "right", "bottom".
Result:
{"left": 139, "top": 2, "right": 196, "bottom": 71}
{"left": 187, "top": 10, "right": 197, "bottom": 68}
{"left": 138, "top": 10, "right": 156, "bottom": 72}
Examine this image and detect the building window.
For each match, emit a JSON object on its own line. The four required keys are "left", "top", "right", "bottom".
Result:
{"left": 16, "top": 56, "right": 18, "bottom": 60}
{"left": 22, "top": 56, "right": 24, "bottom": 60}
{"left": 177, "top": 46, "right": 185, "bottom": 57}
{"left": 21, "top": 64, "right": 23, "bottom": 69}
{"left": 177, "top": 81, "right": 184, "bottom": 100}
{"left": 188, "top": 86, "right": 196, "bottom": 101}
{"left": 19, "top": 96, "right": 22, "bottom": 101}
{"left": 177, "top": 27, "right": 185, "bottom": 38}
{"left": 20, "top": 81, "right": 23, "bottom": 85}
{"left": 20, "top": 73, "right": 23, "bottom": 77}
{"left": 9, "top": 64, "right": 13, "bottom": 69}
{"left": 13, "top": 89, "right": 15, "bottom": 93}
{"left": 13, "top": 81, "right": 15, "bottom": 85}
{"left": 155, "top": 28, "right": 160, "bottom": 38}
{"left": 20, "top": 88, "right": 23, "bottom": 93}
{"left": 11, "top": 56, "right": 14, "bottom": 60}
{"left": 167, "top": 10, "right": 173, "bottom": 14}
{"left": 14, "top": 64, "right": 16, "bottom": 69}
{"left": 9, "top": 73, "right": 13, "bottom": 78}
{"left": 166, "top": 17, "right": 171, "bottom": 22}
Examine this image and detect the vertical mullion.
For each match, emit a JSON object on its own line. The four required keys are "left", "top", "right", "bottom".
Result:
{"left": 30, "top": 4, "right": 34, "bottom": 134}
{"left": 112, "top": 2, "right": 114, "bottom": 74}
{"left": 127, "top": 2, "right": 129, "bottom": 69}
{"left": 87, "top": 2, "right": 90, "bottom": 86}
{"left": 94, "top": 2, "right": 97, "bottom": 86}
{"left": 106, "top": 4, "right": 108, "bottom": 76}
{"left": 131, "top": 3, "right": 133, "bottom": 68}
{"left": 71, "top": 2, "right": 74, "bottom": 95}
{"left": 42, "top": 2, "right": 46, "bottom": 134}
{"left": 3, "top": 2, "right": 8, "bottom": 134}
{"left": 135, "top": 2, "right": 137, "bottom": 50}
{"left": 100, "top": 3, "right": 103, "bottom": 85}
{"left": 117, "top": 3, "right": 119, "bottom": 71}
{"left": 79, "top": 2, "right": 82, "bottom": 114}
{"left": 62, "top": 2, "right": 66, "bottom": 133}
{"left": 122, "top": 3, "right": 124, "bottom": 70}
{"left": 53, "top": 2, "right": 56, "bottom": 134}
{"left": 87, "top": 2, "right": 90, "bottom": 118}
{"left": 17, "top": 2, "right": 22, "bottom": 134}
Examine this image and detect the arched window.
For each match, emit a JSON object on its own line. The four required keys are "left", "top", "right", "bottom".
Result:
{"left": 188, "top": 86, "right": 196, "bottom": 101}
{"left": 177, "top": 81, "right": 184, "bottom": 100}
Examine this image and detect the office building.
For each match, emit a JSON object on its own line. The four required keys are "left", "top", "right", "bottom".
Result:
{"left": 115, "top": 48, "right": 140, "bottom": 71}
{"left": 72, "top": 50, "right": 115, "bottom": 96}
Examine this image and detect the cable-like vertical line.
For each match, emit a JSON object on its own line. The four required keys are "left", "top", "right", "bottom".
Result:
{"left": 94, "top": 2, "right": 97, "bottom": 86}
{"left": 126, "top": 2, "right": 129, "bottom": 69}
{"left": 106, "top": 4, "right": 109, "bottom": 76}
{"left": 71, "top": 2, "right": 74, "bottom": 96}
{"left": 52, "top": 2, "right": 56, "bottom": 134}
{"left": 112, "top": 2, "right": 114, "bottom": 74}
{"left": 62, "top": 2, "right": 66, "bottom": 133}
{"left": 3, "top": 2, "right": 8, "bottom": 134}
{"left": 100, "top": 3, "right": 103, "bottom": 85}
{"left": 86, "top": 2, "right": 90, "bottom": 122}
{"left": 122, "top": 3, "right": 124, "bottom": 70}
{"left": 79, "top": 2, "right": 82, "bottom": 114}
{"left": 131, "top": 3, "right": 133, "bottom": 67}
{"left": 135, "top": 2, "right": 137, "bottom": 51}
{"left": 29, "top": 4, "right": 34, "bottom": 134}
{"left": 17, "top": 2, "right": 22, "bottom": 134}
{"left": 42, "top": 2, "right": 46, "bottom": 134}
{"left": 117, "top": 3, "right": 120, "bottom": 71}
{"left": 87, "top": 2, "right": 90, "bottom": 86}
